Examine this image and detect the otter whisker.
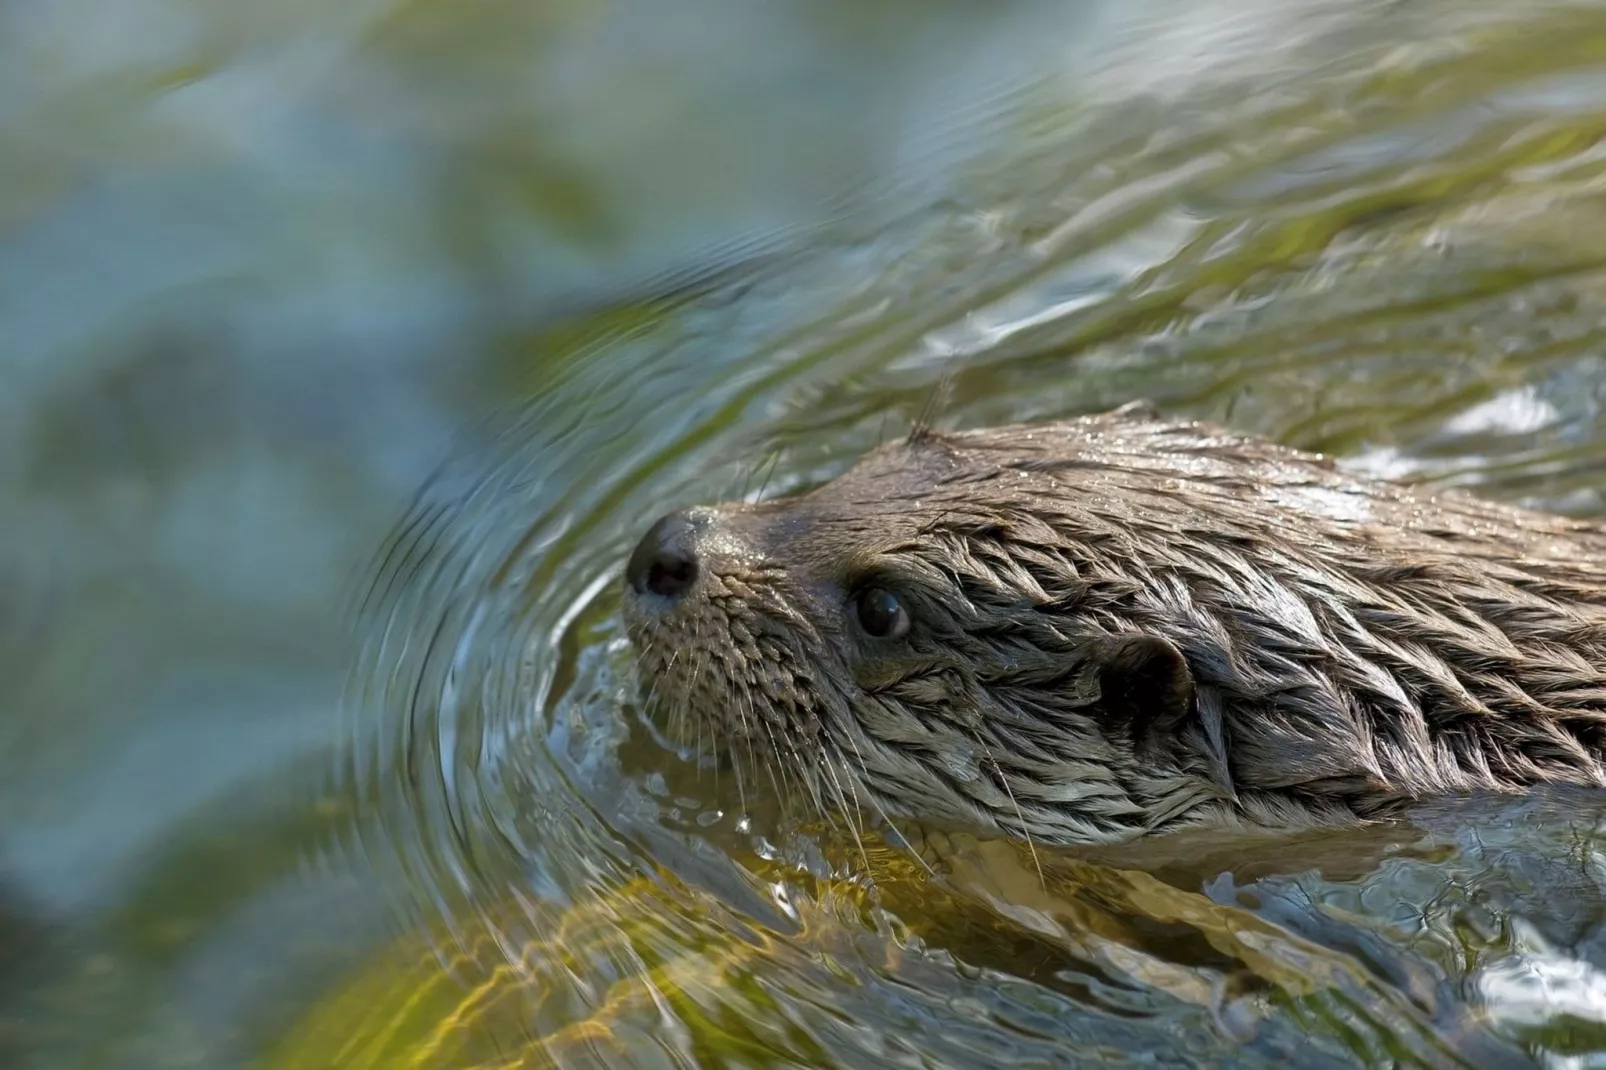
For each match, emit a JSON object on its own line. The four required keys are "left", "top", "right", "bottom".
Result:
{"left": 755, "top": 712, "right": 797, "bottom": 816}
{"left": 718, "top": 670, "right": 763, "bottom": 824}
{"left": 791, "top": 743, "right": 833, "bottom": 836}
{"left": 734, "top": 458, "right": 755, "bottom": 503}
{"left": 731, "top": 745, "right": 750, "bottom": 824}
{"left": 697, "top": 704, "right": 708, "bottom": 782}
{"left": 969, "top": 727, "right": 1045, "bottom": 889}
{"left": 747, "top": 696, "right": 793, "bottom": 816}
{"left": 643, "top": 642, "right": 679, "bottom": 747}
{"left": 640, "top": 640, "right": 673, "bottom": 718}
{"left": 907, "top": 372, "right": 952, "bottom": 445}
{"left": 752, "top": 448, "right": 784, "bottom": 506}
{"left": 782, "top": 734, "right": 843, "bottom": 846}
{"left": 740, "top": 692, "right": 775, "bottom": 818}
{"left": 794, "top": 747, "right": 837, "bottom": 839}
{"left": 684, "top": 646, "right": 718, "bottom": 798}
{"left": 730, "top": 455, "right": 761, "bottom": 506}
{"left": 636, "top": 638, "right": 691, "bottom": 762}
{"left": 816, "top": 746, "right": 872, "bottom": 873}
{"left": 832, "top": 733, "right": 933, "bottom": 877}
{"left": 784, "top": 749, "right": 816, "bottom": 831}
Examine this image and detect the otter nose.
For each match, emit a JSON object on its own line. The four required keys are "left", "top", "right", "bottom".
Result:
{"left": 626, "top": 510, "right": 703, "bottom": 601}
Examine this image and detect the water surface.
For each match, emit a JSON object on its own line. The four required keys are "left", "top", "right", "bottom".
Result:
{"left": 7, "top": 0, "right": 1606, "bottom": 1066}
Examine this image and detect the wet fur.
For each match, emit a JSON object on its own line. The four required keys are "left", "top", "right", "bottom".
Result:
{"left": 624, "top": 402, "right": 1606, "bottom": 846}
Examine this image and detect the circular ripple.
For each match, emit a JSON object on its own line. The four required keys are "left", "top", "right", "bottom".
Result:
{"left": 325, "top": 8, "right": 1606, "bottom": 1065}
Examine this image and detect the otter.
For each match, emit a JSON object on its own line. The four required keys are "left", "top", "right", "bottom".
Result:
{"left": 621, "top": 401, "right": 1606, "bottom": 846}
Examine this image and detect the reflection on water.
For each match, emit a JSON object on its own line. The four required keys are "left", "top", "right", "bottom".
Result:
{"left": 7, "top": 0, "right": 1606, "bottom": 1066}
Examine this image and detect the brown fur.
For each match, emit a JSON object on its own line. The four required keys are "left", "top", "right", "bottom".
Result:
{"left": 623, "top": 401, "right": 1606, "bottom": 846}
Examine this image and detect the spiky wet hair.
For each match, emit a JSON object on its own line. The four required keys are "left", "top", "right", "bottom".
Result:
{"left": 624, "top": 403, "right": 1606, "bottom": 846}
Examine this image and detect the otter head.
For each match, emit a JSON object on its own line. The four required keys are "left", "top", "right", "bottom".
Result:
{"left": 621, "top": 425, "right": 1238, "bottom": 846}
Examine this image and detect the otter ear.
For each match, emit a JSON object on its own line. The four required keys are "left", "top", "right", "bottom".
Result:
{"left": 1095, "top": 635, "right": 1235, "bottom": 798}
{"left": 1095, "top": 635, "right": 1195, "bottom": 746}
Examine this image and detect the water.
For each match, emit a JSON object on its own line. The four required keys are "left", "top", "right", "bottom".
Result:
{"left": 7, "top": 0, "right": 1606, "bottom": 1066}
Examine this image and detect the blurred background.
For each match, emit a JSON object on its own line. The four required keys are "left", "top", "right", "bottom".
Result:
{"left": 7, "top": 0, "right": 1606, "bottom": 1067}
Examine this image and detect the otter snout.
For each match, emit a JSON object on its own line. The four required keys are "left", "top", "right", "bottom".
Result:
{"left": 626, "top": 508, "right": 709, "bottom": 602}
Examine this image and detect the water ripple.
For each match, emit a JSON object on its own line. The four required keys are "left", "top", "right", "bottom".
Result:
{"left": 318, "top": 5, "right": 1606, "bottom": 1067}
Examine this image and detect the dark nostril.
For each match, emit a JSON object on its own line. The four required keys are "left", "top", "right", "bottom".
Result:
{"left": 626, "top": 511, "right": 702, "bottom": 600}
{"left": 644, "top": 551, "right": 697, "bottom": 599}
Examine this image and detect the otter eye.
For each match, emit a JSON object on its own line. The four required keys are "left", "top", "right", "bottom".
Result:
{"left": 855, "top": 588, "right": 910, "bottom": 640}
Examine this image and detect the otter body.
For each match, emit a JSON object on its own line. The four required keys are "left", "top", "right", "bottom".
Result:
{"left": 623, "top": 403, "right": 1606, "bottom": 845}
